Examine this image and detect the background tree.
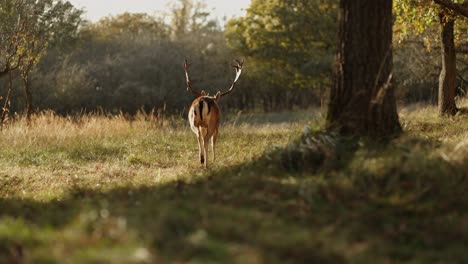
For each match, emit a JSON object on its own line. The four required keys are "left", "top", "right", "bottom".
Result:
{"left": 0, "top": 0, "right": 28, "bottom": 123}
{"left": 23, "top": 4, "right": 231, "bottom": 115}
{"left": 0, "top": 0, "right": 26, "bottom": 78}
{"left": 1, "top": 0, "right": 342, "bottom": 115}
{"left": 434, "top": 0, "right": 468, "bottom": 114}
{"left": 327, "top": 0, "right": 401, "bottom": 136}
{"left": 394, "top": 0, "right": 468, "bottom": 115}
{"left": 170, "top": 0, "right": 216, "bottom": 39}
{"left": 0, "top": 0, "right": 82, "bottom": 123}
{"left": 225, "top": 0, "right": 338, "bottom": 111}
{"left": 18, "top": 0, "right": 82, "bottom": 121}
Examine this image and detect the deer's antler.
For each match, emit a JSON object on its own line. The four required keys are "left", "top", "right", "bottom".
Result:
{"left": 184, "top": 59, "right": 202, "bottom": 96}
{"left": 220, "top": 59, "right": 244, "bottom": 97}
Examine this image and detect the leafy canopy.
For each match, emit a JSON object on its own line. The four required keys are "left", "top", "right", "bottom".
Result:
{"left": 225, "top": 0, "right": 338, "bottom": 92}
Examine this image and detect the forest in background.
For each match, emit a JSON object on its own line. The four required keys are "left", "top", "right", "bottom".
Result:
{"left": 0, "top": 0, "right": 467, "bottom": 116}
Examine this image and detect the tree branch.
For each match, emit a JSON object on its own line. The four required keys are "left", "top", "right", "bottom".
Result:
{"left": 433, "top": 0, "right": 468, "bottom": 18}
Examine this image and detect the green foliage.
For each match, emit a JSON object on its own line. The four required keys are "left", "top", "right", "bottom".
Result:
{"left": 394, "top": 0, "right": 468, "bottom": 42}
{"left": 225, "top": 0, "right": 338, "bottom": 108}
{"left": 227, "top": 0, "right": 336, "bottom": 62}
{"left": 0, "top": 0, "right": 25, "bottom": 69}
{"left": 2, "top": 0, "right": 338, "bottom": 114}
{"left": 2, "top": 0, "right": 329, "bottom": 114}
{"left": 1, "top": 1, "right": 237, "bottom": 114}
{"left": 0, "top": 0, "right": 82, "bottom": 70}
{"left": 393, "top": 0, "right": 468, "bottom": 103}
{"left": 394, "top": 0, "right": 438, "bottom": 40}
{"left": 34, "top": 11, "right": 230, "bottom": 114}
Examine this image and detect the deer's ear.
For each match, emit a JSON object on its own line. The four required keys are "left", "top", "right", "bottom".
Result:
{"left": 215, "top": 91, "right": 221, "bottom": 100}
{"left": 201, "top": 90, "right": 206, "bottom": 96}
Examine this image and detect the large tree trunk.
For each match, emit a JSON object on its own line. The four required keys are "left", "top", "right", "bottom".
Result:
{"left": 327, "top": 0, "right": 401, "bottom": 136}
{"left": 438, "top": 13, "right": 458, "bottom": 116}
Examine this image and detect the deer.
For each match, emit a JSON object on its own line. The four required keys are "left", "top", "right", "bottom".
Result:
{"left": 184, "top": 58, "right": 243, "bottom": 168}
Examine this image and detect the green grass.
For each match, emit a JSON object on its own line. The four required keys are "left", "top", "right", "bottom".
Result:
{"left": 0, "top": 103, "right": 468, "bottom": 263}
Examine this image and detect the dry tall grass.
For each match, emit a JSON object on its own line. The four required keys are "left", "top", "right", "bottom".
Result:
{"left": 0, "top": 110, "right": 304, "bottom": 201}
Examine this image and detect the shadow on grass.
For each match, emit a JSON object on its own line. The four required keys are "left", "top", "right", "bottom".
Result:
{"left": 0, "top": 163, "right": 345, "bottom": 263}
{"left": 1, "top": 132, "right": 468, "bottom": 263}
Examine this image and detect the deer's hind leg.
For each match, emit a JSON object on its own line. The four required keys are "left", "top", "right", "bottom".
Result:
{"left": 202, "top": 128, "right": 215, "bottom": 168}
{"left": 197, "top": 127, "right": 206, "bottom": 165}
{"left": 211, "top": 128, "right": 218, "bottom": 161}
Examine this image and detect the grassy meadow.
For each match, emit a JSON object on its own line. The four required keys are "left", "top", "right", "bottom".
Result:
{"left": 1, "top": 102, "right": 468, "bottom": 263}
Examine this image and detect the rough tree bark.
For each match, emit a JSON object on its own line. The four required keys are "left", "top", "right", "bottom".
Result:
{"left": 438, "top": 13, "right": 458, "bottom": 115}
{"left": 327, "top": 0, "right": 401, "bottom": 136}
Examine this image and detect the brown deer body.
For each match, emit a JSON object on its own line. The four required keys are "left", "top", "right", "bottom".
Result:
{"left": 184, "top": 59, "right": 243, "bottom": 168}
